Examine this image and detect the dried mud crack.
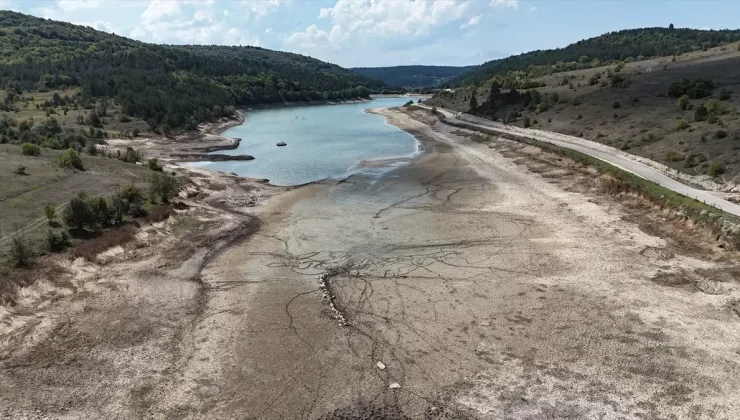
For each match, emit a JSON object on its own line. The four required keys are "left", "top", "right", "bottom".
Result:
{"left": 3, "top": 107, "right": 740, "bottom": 420}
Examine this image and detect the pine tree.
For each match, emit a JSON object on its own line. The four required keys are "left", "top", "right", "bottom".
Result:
{"left": 469, "top": 91, "right": 478, "bottom": 113}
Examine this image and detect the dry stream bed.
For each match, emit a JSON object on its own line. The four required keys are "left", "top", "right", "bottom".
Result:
{"left": 2, "top": 108, "right": 740, "bottom": 419}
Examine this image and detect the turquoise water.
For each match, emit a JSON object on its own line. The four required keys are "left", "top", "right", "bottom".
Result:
{"left": 185, "top": 97, "right": 419, "bottom": 186}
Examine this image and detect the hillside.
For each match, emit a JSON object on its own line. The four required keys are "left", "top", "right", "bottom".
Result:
{"left": 427, "top": 45, "right": 740, "bottom": 181}
{"left": 352, "top": 65, "right": 470, "bottom": 88}
{"left": 0, "top": 11, "right": 393, "bottom": 132}
{"left": 447, "top": 27, "right": 740, "bottom": 87}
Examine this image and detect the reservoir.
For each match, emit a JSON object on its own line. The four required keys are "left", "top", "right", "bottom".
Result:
{"left": 185, "top": 97, "right": 419, "bottom": 186}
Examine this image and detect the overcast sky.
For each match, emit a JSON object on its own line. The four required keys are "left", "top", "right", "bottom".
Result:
{"left": 2, "top": 0, "right": 739, "bottom": 67}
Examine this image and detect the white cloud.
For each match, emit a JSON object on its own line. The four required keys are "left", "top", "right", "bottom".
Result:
{"left": 130, "top": 26, "right": 146, "bottom": 39}
{"left": 141, "top": 0, "right": 180, "bottom": 25}
{"left": 82, "top": 20, "right": 120, "bottom": 34}
{"left": 460, "top": 15, "right": 481, "bottom": 29}
{"left": 238, "top": 0, "right": 283, "bottom": 18}
{"left": 529, "top": 5, "right": 538, "bottom": 11}
{"left": 57, "top": 0, "right": 101, "bottom": 12}
{"left": 288, "top": 0, "right": 473, "bottom": 52}
{"left": 119, "top": 1, "right": 259, "bottom": 46}
{"left": 492, "top": 0, "right": 519, "bottom": 8}
{"left": 265, "top": 27, "right": 272, "bottom": 34}
{"left": 285, "top": 24, "right": 331, "bottom": 49}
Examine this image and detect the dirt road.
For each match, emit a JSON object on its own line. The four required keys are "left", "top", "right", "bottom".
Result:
{"left": 2, "top": 108, "right": 740, "bottom": 419}
{"left": 421, "top": 105, "right": 740, "bottom": 216}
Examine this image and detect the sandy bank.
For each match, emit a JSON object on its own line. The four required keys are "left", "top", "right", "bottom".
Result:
{"left": 141, "top": 107, "right": 740, "bottom": 419}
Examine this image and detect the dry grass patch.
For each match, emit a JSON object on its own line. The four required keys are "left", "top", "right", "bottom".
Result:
{"left": 71, "top": 224, "right": 137, "bottom": 262}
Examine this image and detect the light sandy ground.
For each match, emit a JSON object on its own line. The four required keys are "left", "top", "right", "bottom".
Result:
{"left": 422, "top": 106, "right": 740, "bottom": 212}
{"left": 148, "top": 109, "right": 740, "bottom": 418}
{"left": 2, "top": 107, "right": 740, "bottom": 419}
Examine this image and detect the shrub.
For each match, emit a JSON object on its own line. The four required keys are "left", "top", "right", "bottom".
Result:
{"left": 536, "top": 102, "right": 549, "bottom": 113}
{"left": 523, "top": 116, "right": 531, "bottom": 128}
{"left": 121, "top": 147, "right": 141, "bottom": 163}
{"left": 668, "top": 78, "right": 714, "bottom": 98}
{"left": 715, "top": 130, "right": 728, "bottom": 139}
{"left": 21, "top": 142, "right": 41, "bottom": 156}
{"left": 89, "top": 196, "right": 112, "bottom": 228}
{"left": 610, "top": 75, "right": 630, "bottom": 88}
{"left": 63, "top": 193, "right": 93, "bottom": 230}
{"left": 13, "top": 165, "right": 27, "bottom": 175}
{"left": 403, "top": 100, "right": 414, "bottom": 107}
{"left": 58, "top": 148, "right": 83, "bottom": 170}
{"left": 719, "top": 89, "right": 731, "bottom": 101}
{"left": 85, "top": 141, "right": 98, "bottom": 156}
{"left": 677, "top": 95, "right": 689, "bottom": 110}
{"left": 44, "top": 205, "right": 56, "bottom": 224}
{"left": 704, "top": 98, "right": 729, "bottom": 115}
{"left": 612, "top": 101, "right": 621, "bottom": 109}
{"left": 119, "top": 114, "right": 132, "bottom": 123}
{"left": 694, "top": 105, "right": 708, "bottom": 122}
{"left": 46, "top": 230, "right": 70, "bottom": 252}
{"left": 147, "top": 158, "right": 163, "bottom": 171}
{"left": 707, "top": 114, "right": 719, "bottom": 124}
{"left": 148, "top": 172, "right": 179, "bottom": 203}
{"left": 10, "top": 231, "right": 33, "bottom": 267}
{"left": 707, "top": 162, "right": 725, "bottom": 177}
{"left": 588, "top": 73, "right": 601, "bottom": 86}
{"left": 664, "top": 149, "right": 684, "bottom": 162}
{"left": 430, "top": 106, "right": 438, "bottom": 115}
{"left": 676, "top": 120, "right": 690, "bottom": 130}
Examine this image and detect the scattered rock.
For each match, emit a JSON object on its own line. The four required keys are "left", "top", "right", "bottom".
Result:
{"left": 276, "top": 142, "right": 287, "bottom": 147}
{"left": 376, "top": 361, "right": 386, "bottom": 370}
{"left": 389, "top": 383, "right": 401, "bottom": 389}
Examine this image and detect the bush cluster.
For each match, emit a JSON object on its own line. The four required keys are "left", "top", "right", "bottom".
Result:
{"left": 58, "top": 148, "right": 83, "bottom": 170}
{"left": 668, "top": 78, "right": 714, "bottom": 98}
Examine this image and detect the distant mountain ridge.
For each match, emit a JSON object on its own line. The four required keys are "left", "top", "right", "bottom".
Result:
{"left": 352, "top": 65, "right": 472, "bottom": 88}
{"left": 447, "top": 27, "right": 740, "bottom": 87}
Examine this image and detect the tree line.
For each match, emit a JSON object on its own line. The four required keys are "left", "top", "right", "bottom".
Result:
{"left": 447, "top": 27, "right": 740, "bottom": 87}
{"left": 0, "top": 11, "right": 400, "bottom": 131}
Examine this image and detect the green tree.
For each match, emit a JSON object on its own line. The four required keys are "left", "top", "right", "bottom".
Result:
{"left": 63, "top": 193, "right": 93, "bottom": 230}
{"left": 148, "top": 172, "right": 179, "bottom": 203}
{"left": 44, "top": 205, "right": 56, "bottom": 224}
{"left": 10, "top": 230, "right": 32, "bottom": 267}
{"left": 469, "top": 90, "right": 478, "bottom": 112}
{"left": 46, "top": 229, "right": 70, "bottom": 252}
{"left": 677, "top": 95, "right": 689, "bottom": 110}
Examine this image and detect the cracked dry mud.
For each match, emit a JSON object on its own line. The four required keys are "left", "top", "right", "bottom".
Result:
{"left": 154, "top": 110, "right": 740, "bottom": 419}
{"left": 3, "top": 108, "right": 740, "bottom": 419}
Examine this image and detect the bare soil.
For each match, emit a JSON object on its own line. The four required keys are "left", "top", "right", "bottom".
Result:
{"left": 2, "top": 107, "right": 740, "bottom": 419}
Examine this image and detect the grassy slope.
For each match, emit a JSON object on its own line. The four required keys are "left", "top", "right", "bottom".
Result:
{"left": 428, "top": 46, "right": 740, "bottom": 181}
{"left": 0, "top": 144, "right": 151, "bottom": 245}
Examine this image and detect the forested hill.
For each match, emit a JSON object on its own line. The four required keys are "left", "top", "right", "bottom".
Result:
{"left": 351, "top": 65, "right": 471, "bottom": 88}
{"left": 448, "top": 27, "right": 740, "bottom": 87}
{"left": 0, "top": 11, "right": 394, "bottom": 130}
